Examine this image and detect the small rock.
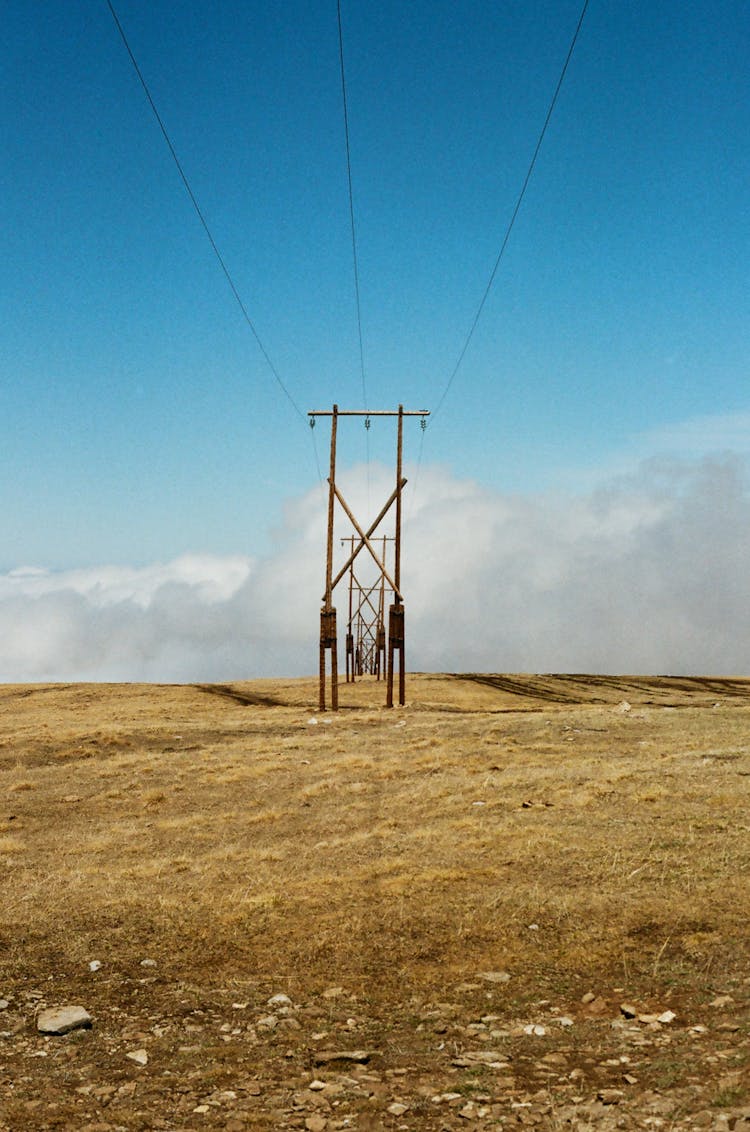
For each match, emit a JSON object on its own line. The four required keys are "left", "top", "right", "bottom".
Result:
{"left": 313, "top": 1049, "right": 371, "bottom": 1065}
{"left": 709, "top": 994, "right": 734, "bottom": 1008}
{"left": 620, "top": 1003, "right": 637, "bottom": 1018}
{"left": 267, "top": 993, "right": 293, "bottom": 1008}
{"left": 211, "top": 1089, "right": 237, "bottom": 1103}
{"left": 581, "top": 991, "right": 596, "bottom": 1004}
{"left": 88, "top": 961, "right": 102, "bottom": 972}
{"left": 0, "top": 1000, "right": 9, "bottom": 1011}
{"left": 478, "top": 971, "right": 511, "bottom": 984}
{"left": 140, "top": 958, "right": 157, "bottom": 968}
{"left": 584, "top": 995, "right": 609, "bottom": 1015}
{"left": 37, "top": 1006, "right": 93, "bottom": 1035}
{"left": 387, "top": 1102, "right": 409, "bottom": 1116}
{"left": 308, "top": 1080, "right": 327, "bottom": 1091}
{"left": 615, "top": 701, "right": 631, "bottom": 713}
{"left": 452, "top": 1050, "right": 509, "bottom": 1068}
{"left": 305, "top": 1117, "right": 327, "bottom": 1132}
{"left": 322, "top": 986, "right": 344, "bottom": 998}
{"left": 598, "top": 1089, "right": 624, "bottom": 1104}
{"left": 522, "top": 1024, "right": 547, "bottom": 1036}
{"left": 658, "top": 1010, "right": 676, "bottom": 1024}
{"left": 126, "top": 1048, "right": 148, "bottom": 1065}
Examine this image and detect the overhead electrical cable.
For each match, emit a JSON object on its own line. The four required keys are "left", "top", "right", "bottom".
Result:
{"left": 337, "top": 0, "right": 368, "bottom": 411}
{"left": 432, "top": 0, "right": 591, "bottom": 418}
{"left": 106, "top": 0, "right": 306, "bottom": 423}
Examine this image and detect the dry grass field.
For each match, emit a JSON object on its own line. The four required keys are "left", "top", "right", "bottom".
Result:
{"left": 1, "top": 673, "right": 749, "bottom": 1130}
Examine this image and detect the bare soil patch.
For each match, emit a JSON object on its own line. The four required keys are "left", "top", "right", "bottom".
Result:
{"left": 1, "top": 674, "right": 749, "bottom": 1129}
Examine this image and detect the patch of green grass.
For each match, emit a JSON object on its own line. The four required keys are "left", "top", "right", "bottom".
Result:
{"left": 711, "top": 1085, "right": 747, "bottom": 1108}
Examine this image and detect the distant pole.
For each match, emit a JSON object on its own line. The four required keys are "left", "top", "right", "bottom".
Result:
{"left": 376, "top": 535, "right": 387, "bottom": 680}
{"left": 387, "top": 405, "right": 406, "bottom": 707}
{"left": 345, "top": 535, "right": 355, "bottom": 683}
{"left": 319, "top": 405, "right": 339, "bottom": 711}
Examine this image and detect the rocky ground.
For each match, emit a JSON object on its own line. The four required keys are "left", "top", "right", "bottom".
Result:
{"left": 2, "top": 966, "right": 749, "bottom": 1129}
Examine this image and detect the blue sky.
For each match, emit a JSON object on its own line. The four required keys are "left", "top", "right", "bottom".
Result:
{"left": 1, "top": 2, "right": 749, "bottom": 679}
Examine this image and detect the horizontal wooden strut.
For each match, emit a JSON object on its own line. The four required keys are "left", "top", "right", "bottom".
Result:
{"left": 309, "top": 409, "right": 430, "bottom": 418}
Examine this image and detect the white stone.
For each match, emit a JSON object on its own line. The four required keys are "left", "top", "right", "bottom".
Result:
{"left": 267, "top": 993, "right": 293, "bottom": 1008}
{"left": 126, "top": 1048, "right": 148, "bottom": 1065}
{"left": 37, "top": 1006, "right": 92, "bottom": 1035}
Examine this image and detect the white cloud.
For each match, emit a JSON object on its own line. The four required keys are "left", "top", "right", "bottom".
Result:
{"left": 1, "top": 554, "right": 252, "bottom": 607}
{"left": 2, "top": 456, "right": 750, "bottom": 681}
{"left": 559, "top": 409, "right": 750, "bottom": 492}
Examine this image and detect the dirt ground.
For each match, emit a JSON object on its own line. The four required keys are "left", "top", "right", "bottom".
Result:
{"left": 1, "top": 673, "right": 749, "bottom": 1130}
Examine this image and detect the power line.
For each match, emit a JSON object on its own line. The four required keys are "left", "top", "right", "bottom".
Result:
{"left": 337, "top": 0, "right": 368, "bottom": 410}
{"left": 432, "top": 0, "right": 591, "bottom": 418}
{"left": 106, "top": 0, "right": 306, "bottom": 422}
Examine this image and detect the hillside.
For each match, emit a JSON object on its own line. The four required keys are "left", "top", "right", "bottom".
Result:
{"left": 1, "top": 674, "right": 749, "bottom": 1129}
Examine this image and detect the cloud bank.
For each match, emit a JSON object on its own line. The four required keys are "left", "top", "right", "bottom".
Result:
{"left": 2, "top": 456, "right": 750, "bottom": 681}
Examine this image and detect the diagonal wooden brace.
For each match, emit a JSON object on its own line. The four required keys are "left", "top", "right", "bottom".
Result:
{"left": 329, "top": 478, "right": 407, "bottom": 596}
{"left": 331, "top": 483, "right": 403, "bottom": 601}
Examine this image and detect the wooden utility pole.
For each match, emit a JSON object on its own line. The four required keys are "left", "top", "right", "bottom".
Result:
{"left": 309, "top": 405, "right": 429, "bottom": 709}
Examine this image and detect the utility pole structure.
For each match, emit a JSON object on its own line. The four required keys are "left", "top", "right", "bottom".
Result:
{"left": 309, "top": 404, "right": 429, "bottom": 710}
{"left": 342, "top": 535, "right": 392, "bottom": 682}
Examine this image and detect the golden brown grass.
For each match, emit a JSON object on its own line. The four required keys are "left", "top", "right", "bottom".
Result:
{"left": 1, "top": 674, "right": 750, "bottom": 1014}
{"left": 1, "top": 673, "right": 749, "bottom": 1007}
